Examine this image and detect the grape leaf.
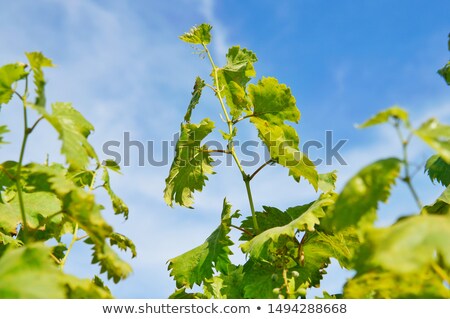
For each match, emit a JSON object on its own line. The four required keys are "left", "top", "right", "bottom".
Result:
{"left": 422, "top": 186, "right": 450, "bottom": 215}
{"left": 184, "top": 77, "right": 205, "bottom": 123}
{"left": 414, "top": 118, "right": 450, "bottom": 163}
{"left": 164, "top": 118, "right": 215, "bottom": 207}
{"left": 102, "top": 166, "right": 129, "bottom": 219}
{"left": 216, "top": 46, "right": 257, "bottom": 119}
{"left": 0, "top": 125, "right": 9, "bottom": 145}
{"left": 25, "top": 52, "right": 55, "bottom": 107}
{"left": 324, "top": 158, "right": 402, "bottom": 231}
{"left": 218, "top": 264, "right": 245, "bottom": 298}
{"left": 88, "top": 242, "right": 133, "bottom": 284}
{"left": 356, "top": 214, "right": 450, "bottom": 273}
{"left": 0, "top": 191, "right": 61, "bottom": 234}
{"left": 0, "top": 63, "right": 28, "bottom": 105}
{"left": 63, "top": 275, "right": 112, "bottom": 298}
{"left": 438, "top": 33, "right": 450, "bottom": 85}
{"left": 203, "top": 276, "right": 224, "bottom": 298}
{"left": 241, "top": 259, "right": 285, "bottom": 298}
{"left": 344, "top": 269, "right": 450, "bottom": 298}
{"left": 34, "top": 102, "right": 97, "bottom": 170}
{"left": 318, "top": 170, "right": 338, "bottom": 193}
{"left": 168, "top": 199, "right": 234, "bottom": 288}
{"left": 425, "top": 154, "right": 450, "bottom": 186}
{"left": 179, "top": 23, "right": 212, "bottom": 45}
{"left": 357, "top": 106, "right": 409, "bottom": 128}
{"left": 169, "top": 288, "right": 208, "bottom": 299}
{"left": 109, "top": 232, "right": 137, "bottom": 258}
{"left": 248, "top": 77, "right": 318, "bottom": 189}
{"left": 0, "top": 244, "right": 65, "bottom": 298}
{"left": 241, "top": 193, "right": 335, "bottom": 259}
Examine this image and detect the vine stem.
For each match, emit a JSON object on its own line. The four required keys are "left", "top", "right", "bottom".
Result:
{"left": 60, "top": 223, "right": 78, "bottom": 270}
{"left": 393, "top": 120, "right": 423, "bottom": 211}
{"left": 15, "top": 77, "right": 30, "bottom": 243}
{"left": 202, "top": 43, "right": 260, "bottom": 233}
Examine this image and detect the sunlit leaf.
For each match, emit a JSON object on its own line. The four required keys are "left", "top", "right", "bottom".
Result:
{"left": 164, "top": 118, "right": 215, "bottom": 207}
{"left": 168, "top": 199, "right": 234, "bottom": 288}
{"left": 102, "top": 166, "right": 129, "bottom": 219}
{"left": 25, "top": 52, "right": 55, "bottom": 107}
{"left": 357, "top": 106, "right": 409, "bottom": 128}
{"left": 0, "top": 63, "right": 27, "bottom": 105}
{"left": 184, "top": 77, "right": 205, "bottom": 123}
{"left": 414, "top": 118, "right": 450, "bottom": 163}
{"left": 422, "top": 186, "right": 450, "bottom": 215}
{"left": 179, "top": 23, "right": 212, "bottom": 45}
{"left": 109, "top": 232, "right": 137, "bottom": 258}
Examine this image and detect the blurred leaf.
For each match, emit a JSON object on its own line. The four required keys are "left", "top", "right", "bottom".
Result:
{"left": 318, "top": 171, "right": 337, "bottom": 193}
{"left": 0, "top": 63, "right": 28, "bottom": 105}
{"left": 179, "top": 23, "right": 212, "bottom": 44}
{"left": 168, "top": 199, "right": 234, "bottom": 288}
{"left": 357, "top": 106, "right": 409, "bottom": 128}
{"left": 0, "top": 125, "right": 9, "bottom": 145}
{"left": 109, "top": 232, "right": 137, "bottom": 258}
{"left": 89, "top": 242, "right": 132, "bottom": 284}
{"left": 25, "top": 52, "right": 54, "bottom": 107}
{"left": 164, "top": 118, "right": 215, "bottom": 207}
{"left": 414, "top": 118, "right": 450, "bottom": 163}
{"left": 324, "top": 158, "right": 402, "bottom": 231}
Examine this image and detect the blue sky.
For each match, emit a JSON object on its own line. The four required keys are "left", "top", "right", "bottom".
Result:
{"left": 0, "top": 0, "right": 449, "bottom": 298}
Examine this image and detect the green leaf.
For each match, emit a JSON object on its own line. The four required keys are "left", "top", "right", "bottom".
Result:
{"left": 216, "top": 46, "right": 257, "bottom": 119}
{"left": 164, "top": 118, "right": 215, "bottom": 207}
{"left": 63, "top": 275, "right": 112, "bottom": 298}
{"left": 34, "top": 102, "right": 97, "bottom": 170}
{"left": 218, "top": 264, "right": 245, "bottom": 298}
{"left": 168, "top": 199, "right": 234, "bottom": 288}
{"left": 438, "top": 62, "right": 450, "bottom": 85}
{"left": 344, "top": 269, "right": 450, "bottom": 298}
{"left": 414, "top": 118, "right": 450, "bottom": 163}
{"left": 241, "top": 193, "right": 335, "bottom": 259}
{"left": 102, "top": 159, "right": 121, "bottom": 173}
{"left": 169, "top": 288, "right": 208, "bottom": 299}
{"left": 0, "top": 125, "right": 9, "bottom": 145}
{"left": 109, "top": 232, "right": 137, "bottom": 258}
{"left": 421, "top": 186, "right": 450, "bottom": 215}
{"left": 325, "top": 158, "right": 402, "bottom": 231}
{"left": 241, "top": 259, "right": 285, "bottom": 298}
{"left": 0, "top": 191, "right": 62, "bottom": 234}
{"left": 357, "top": 106, "right": 409, "bottom": 128}
{"left": 357, "top": 214, "right": 450, "bottom": 273}
{"left": 248, "top": 77, "right": 318, "bottom": 189}
{"left": 318, "top": 171, "right": 338, "bottom": 193}
{"left": 425, "top": 154, "right": 450, "bottom": 186}
{"left": 0, "top": 63, "right": 28, "bottom": 105}
{"left": 184, "top": 77, "right": 205, "bottom": 123}
{"left": 102, "top": 166, "right": 129, "bottom": 219}
{"left": 25, "top": 52, "right": 55, "bottom": 107}
{"left": 89, "top": 242, "right": 133, "bottom": 284}
{"left": 0, "top": 244, "right": 65, "bottom": 298}
{"left": 179, "top": 23, "right": 212, "bottom": 45}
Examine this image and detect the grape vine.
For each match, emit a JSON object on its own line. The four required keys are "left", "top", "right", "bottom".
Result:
{"left": 165, "top": 24, "right": 450, "bottom": 298}
{"left": 0, "top": 52, "right": 135, "bottom": 298}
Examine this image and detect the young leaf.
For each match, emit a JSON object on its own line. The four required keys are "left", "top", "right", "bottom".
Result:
{"left": 168, "top": 199, "right": 234, "bottom": 288}
{"left": 324, "top": 158, "right": 402, "bottom": 231}
{"left": 63, "top": 275, "right": 112, "bottom": 298}
{"left": 0, "top": 244, "right": 65, "bottom": 298}
{"left": 0, "top": 63, "right": 28, "bottom": 105}
{"left": 179, "top": 23, "right": 212, "bottom": 45}
{"left": 357, "top": 106, "right": 409, "bottom": 128}
{"left": 25, "top": 52, "right": 55, "bottom": 107}
{"left": 318, "top": 171, "right": 338, "bottom": 193}
{"left": 414, "top": 118, "right": 450, "bottom": 163}
{"left": 248, "top": 77, "right": 318, "bottom": 189}
{"left": 437, "top": 33, "right": 450, "bottom": 85}
{"left": 425, "top": 154, "right": 450, "bottom": 186}
{"left": 241, "top": 193, "right": 335, "bottom": 259}
{"left": 216, "top": 46, "right": 257, "bottom": 119}
{"left": 184, "top": 77, "right": 205, "bottom": 123}
{"left": 34, "top": 102, "right": 98, "bottom": 170}
{"left": 164, "top": 118, "right": 215, "bottom": 207}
